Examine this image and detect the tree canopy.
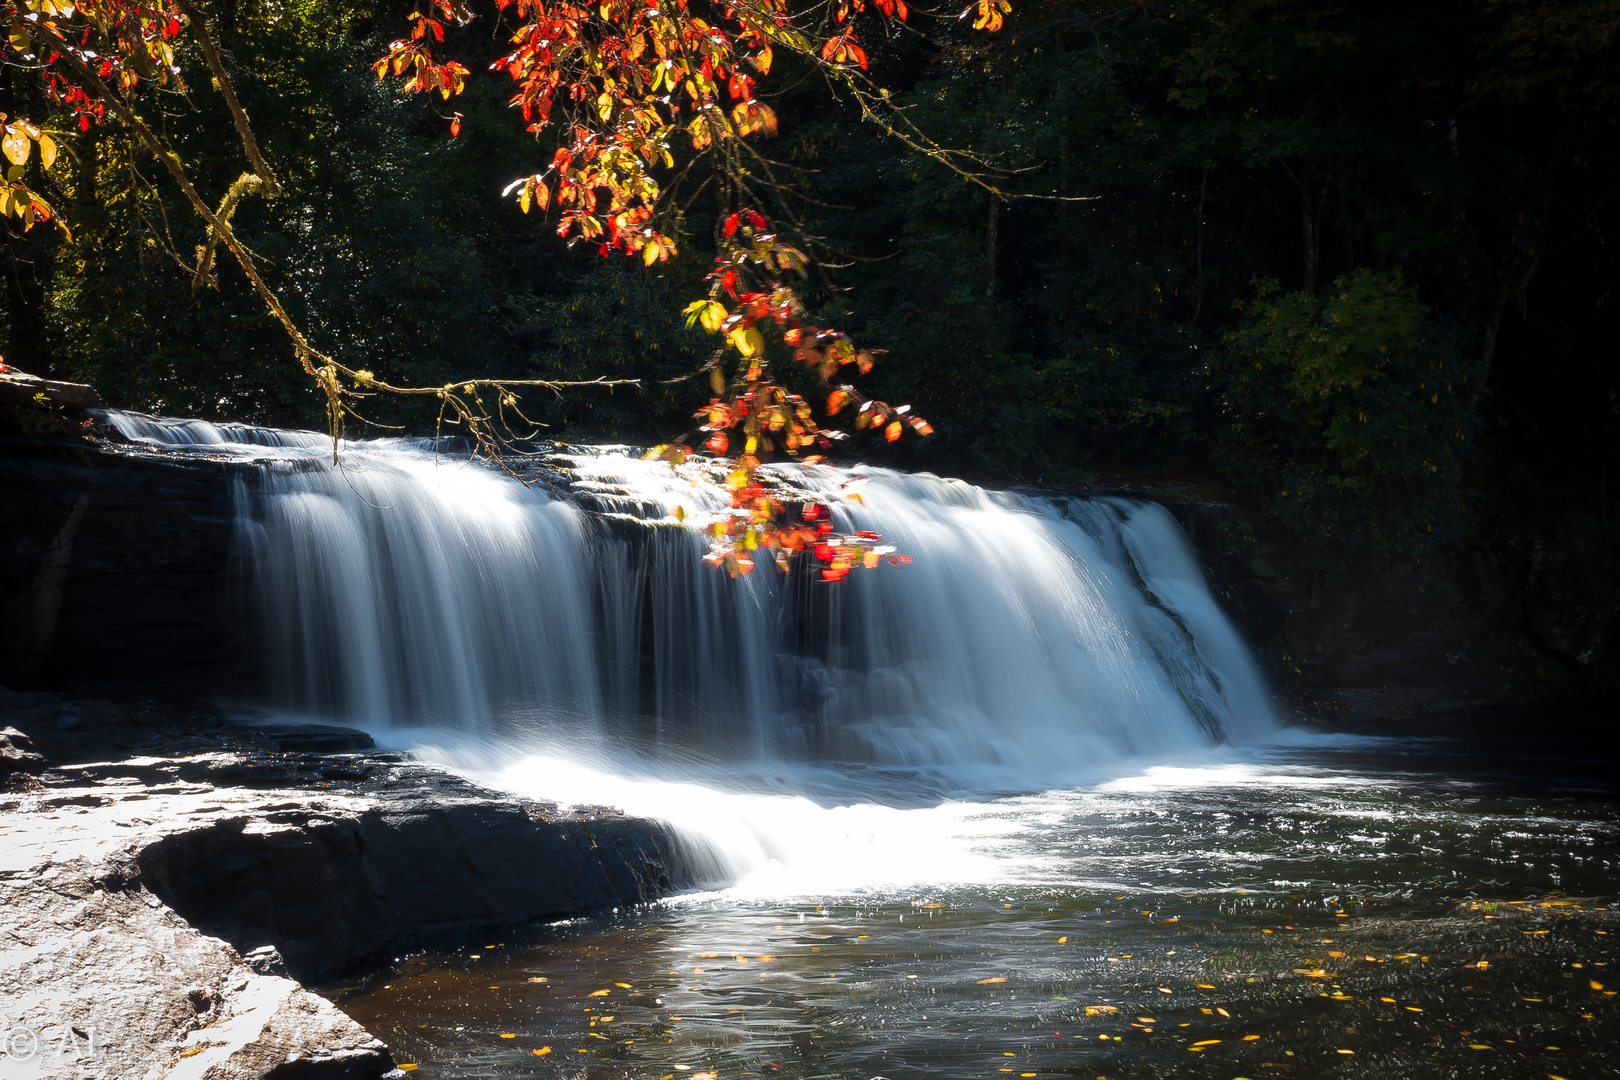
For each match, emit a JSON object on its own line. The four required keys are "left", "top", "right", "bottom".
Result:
{"left": 1, "top": 0, "right": 1615, "bottom": 577}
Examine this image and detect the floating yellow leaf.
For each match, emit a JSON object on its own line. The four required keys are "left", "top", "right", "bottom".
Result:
{"left": 1243, "top": 1035, "right": 1260, "bottom": 1041}
{"left": 1084, "top": 1006, "right": 1118, "bottom": 1015}
{"left": 615, "top": 982, "right": 632, "bottom": 988}
{"left": 1468, "top": 1044, "right": 1491, "bottom": 1049}
{"left": 179, "top": 1047, "right": 204, "bottom": 1058}
{"left": 978, "top": 977, "right": 1008, "bottom": 984}
{"left": 1191, "top": 1039, "right": 1222, "bottom": 1047}
{"left": 399, "top": 1066, "right": 418, "bottom": 1072}
{"left": 1591, "top": 980, "right": 1605, "bottom": 990}
{"left": 1058, "top": 936, "right": 1068, "bottom": 944}
{"left": 499, "top": 1033, "right": 516, "bottom": 1038}
{"left": 1196, "top": 983, "right": 1216, "bottom": 989}
{"left": 533, "top": 1047, "right": 551, "bottom": 1056}
{"left": 589, "top": 989, "right": 612, "bottom": 996}
{"left": 1336, "top": 1049, "right": 1354, "bottom": 1055}
{"left": 1293, "top": 969, "right": 1333, "bottom": 978}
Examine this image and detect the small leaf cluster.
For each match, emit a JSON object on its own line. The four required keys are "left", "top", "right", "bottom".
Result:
{"left": 651, "top": 209, "right": 928, "bottom": 579}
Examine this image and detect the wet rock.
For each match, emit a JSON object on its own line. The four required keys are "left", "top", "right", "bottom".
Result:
{"left": 0, "top": 692, "right": 685, "bottom": 1077}
{"left": 1, "top": 724, "right": 47, "bottom": 772}
{"left": 0, "top": 368, "right": 101, "bottom": 411}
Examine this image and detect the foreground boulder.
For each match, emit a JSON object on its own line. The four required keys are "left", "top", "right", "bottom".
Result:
{"left": 0, "top": 690, "right": 686, "bottom": 1079}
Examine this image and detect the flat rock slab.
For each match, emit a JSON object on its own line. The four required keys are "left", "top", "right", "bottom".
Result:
{"left": 0, "top": 690, "right": 685, "bottom": 1079}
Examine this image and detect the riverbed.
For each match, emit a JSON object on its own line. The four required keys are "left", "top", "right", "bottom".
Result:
{"left": 332, "top": 711, "right": 1619, "bottom": 1079}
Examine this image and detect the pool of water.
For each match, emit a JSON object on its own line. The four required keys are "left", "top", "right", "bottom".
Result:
{"left": 330, "top": 712, "right": 1620, "bottom": 1079}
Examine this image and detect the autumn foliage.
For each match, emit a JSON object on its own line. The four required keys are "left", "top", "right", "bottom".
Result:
{"left": 2, "top": 0, "right": 1007, "bottom": 575}
{"left": 647, "top": 209, "right": 930, "bottom": 578}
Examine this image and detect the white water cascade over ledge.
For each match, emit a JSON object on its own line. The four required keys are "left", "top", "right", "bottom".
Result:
{"left": 102, "top": 408, "right": 1281, "bottom": 892}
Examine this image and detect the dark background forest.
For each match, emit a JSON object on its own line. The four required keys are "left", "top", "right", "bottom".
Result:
{"left": 3, "top": 0, "right": 1616, "bottom": 675}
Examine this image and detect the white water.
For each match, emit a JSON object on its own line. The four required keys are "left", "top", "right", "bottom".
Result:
{"left": 102, "top": 409, "right": 1281, "bottom": 894}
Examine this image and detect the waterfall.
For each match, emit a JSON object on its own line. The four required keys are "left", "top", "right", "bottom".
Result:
{"left": 100, "top": 409, "right": 1277, "bottom": 793}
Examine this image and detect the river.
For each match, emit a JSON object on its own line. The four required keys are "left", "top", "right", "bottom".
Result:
{"left": 99, "top": 411, "right": 1620, "bottom": 1079}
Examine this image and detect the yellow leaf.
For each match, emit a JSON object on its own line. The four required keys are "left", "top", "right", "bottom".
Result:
{"left": 1191, "top": 1040, "right": 1222, "bottom": 1047}
{"left": 499, "top": 1033, "right": 516, "bottom": 1038}
{"left": 1057, "top": 936, "right": 1068, "bottom": 944}
{"left": 589, "top": 989, "right": 612, "bottom": 996}
{"left": 1243, "top": 1034, "right": 1260, "bottom": 1040}
{"left": 2, "top": 129, "right": 29, "bottom": 166}
{"left": 37, "top": 134, "right": 54, "bottom": 170}
{"left": 533, "top": 1047, "right": 551, "bottom": 1056}
{"left": 399, "top": 1066, "right": 419, "bottom": 1072}
{"left": 977, "top": 977, "right": 1007, "bottom": 984}
{"left": 1591, "top": 981, "right": 1605, "bottom": 990}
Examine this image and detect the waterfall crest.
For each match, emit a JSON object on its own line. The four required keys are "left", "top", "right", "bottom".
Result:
{"left": 102, "top": 409, "right": 1277, "bottom": 790}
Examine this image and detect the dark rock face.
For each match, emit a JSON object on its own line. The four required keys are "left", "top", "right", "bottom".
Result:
{"left": 0, "top": 437, "right": 253, "bottom": 697}
{"left": 136, "top": 773, "right": 680, "bottom": 981}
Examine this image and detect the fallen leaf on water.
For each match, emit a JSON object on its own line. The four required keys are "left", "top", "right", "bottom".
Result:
{"left": 532, "top": 1046, "right": 551, "bottom": 1056}
{"left": 1468, "top": 1044, "right": 1491, "bottom": 1050}
{"left": 616, "top": 982, "right": 632, "bottom": 988}
{"left": 1084, "top": 1006, "right": 1118, "bottom": 1015}
{"left": 1328, "top": 951, "right": 1347, "bottom": 958}
{"left": 527, "top": 977, "right": 547, "bottom": 983}
{"left": 1191, "top": 1039, "right": 1222, "bottom": 1047}
{"left": 1196, "top": 983, "right": 1216, "bottom": 989}
{"left": 1157, "top": 987, "right": 1173, "bottom": 994}
{"left": 978, "top": 977, "right": 1008, "bottom": 985}
{"left": 1464, "top": 960, "right": 1488, "bottom": 970}
{"left": 1336, "top": 1049, "right": 1354, "bottom": 1055}
{"left": 398, "top": 1067, "right": 418, "bottom": 1073}
{"left": 1591, "top": 981, "right": 1605, "bottom": 991}
{"left": 1217, "top": 1008, "right": 1230, "bottom": 1017}
{"left": 1293, "top": 969, "right": 1334, "bottom": 978}
{"left": 179, "top": 1048, "right": 204, "bottom": 1059}
{"left": 1243, "top": 1035, "right": 1261, "bottom": 1041}
{"left": 1058, "top": 936, "right": 1068, "bottom": 944}
{"left": 589, "top": 989, "right": 612, "bottom": 996}
{"left": 757, "top": 955, "right": 776, "bottom": 962}
{"left": 499, "top": 1033, "right": 516, "bottom": 1039}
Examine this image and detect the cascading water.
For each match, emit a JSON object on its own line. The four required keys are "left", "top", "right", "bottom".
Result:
{"left": 101, "top": 409, "right": 1278, "bottom": 886}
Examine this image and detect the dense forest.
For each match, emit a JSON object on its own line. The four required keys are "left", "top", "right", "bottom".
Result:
{"left": 2, "top": 0, "right": 1615, "bottom": 587}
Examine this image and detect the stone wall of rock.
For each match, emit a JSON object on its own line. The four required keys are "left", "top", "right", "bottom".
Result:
{"left": 0, "top": 435, "right": 255, "bottom": 698}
